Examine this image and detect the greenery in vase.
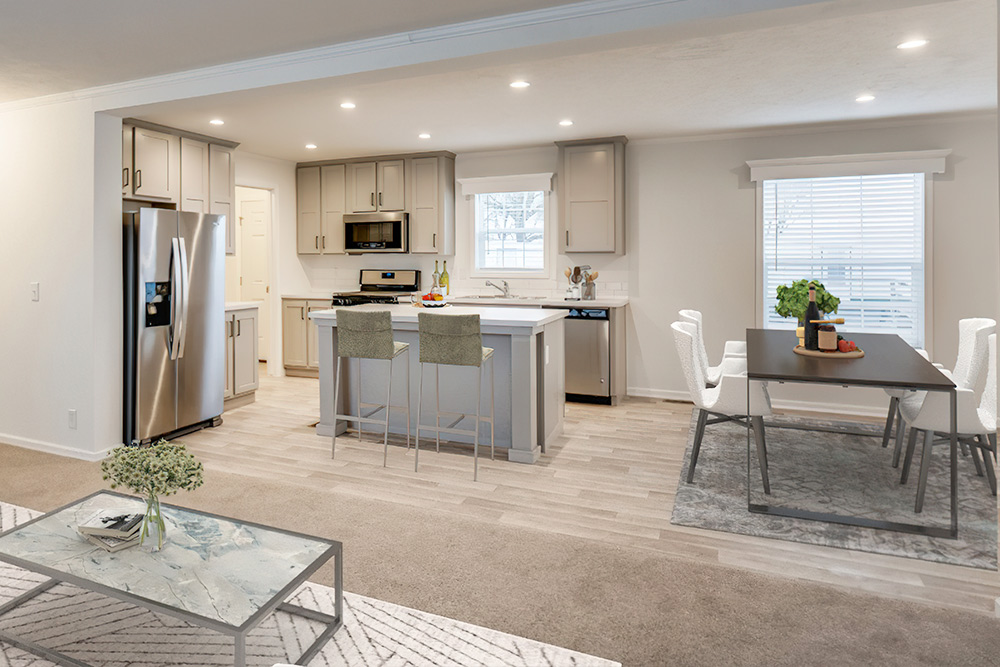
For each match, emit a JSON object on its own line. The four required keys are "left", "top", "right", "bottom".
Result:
{"left": 774, "top": 279, "right": 841, "bottom": 323}
{"left": 101, "top": 439, "right": 204, "bottom": 549}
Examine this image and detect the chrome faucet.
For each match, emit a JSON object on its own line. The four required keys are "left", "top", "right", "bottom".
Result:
{"left": 485, "top": 280, "right": 510, "bottom": 297}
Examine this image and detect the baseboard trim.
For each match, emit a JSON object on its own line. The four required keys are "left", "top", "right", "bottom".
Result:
{"left": 0, "top": 433, "right": 109, "bottom": 462}
{"left": 626, "top": 388, "right": 887, "bottom": 418}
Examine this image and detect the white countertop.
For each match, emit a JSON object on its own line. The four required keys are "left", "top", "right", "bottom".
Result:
{"left": 448, "top": 294, "right": 630, "bottom": 309}
{"left": 225, "top": 301, "right": 260, "bottom": 311}
{"left": 310, "top": 303, "right": 566, "bottom": 330}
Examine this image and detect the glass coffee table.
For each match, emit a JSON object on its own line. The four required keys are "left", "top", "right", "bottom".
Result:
{"left": 0, "top": 490, "right": 342, "bottom": 666}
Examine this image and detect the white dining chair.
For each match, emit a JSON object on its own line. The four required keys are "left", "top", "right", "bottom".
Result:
{"left": 672, "top": 320, "right": 772, "bottom": 494}
{"left": 898, "top": 333, "right": 997, "bottom": 513}
{"left": 890, "top": 318, "right": 996, "bottom": 468}
{"left": 678, "top": 309, "right": 747, "bottom": 386}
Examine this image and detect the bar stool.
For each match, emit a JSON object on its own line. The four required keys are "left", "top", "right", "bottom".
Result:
{"left": 331, "top": 309, "right": 410, "bottom": 466}
{"left": 415, "top": 312, "right": 495, "bottom": 481}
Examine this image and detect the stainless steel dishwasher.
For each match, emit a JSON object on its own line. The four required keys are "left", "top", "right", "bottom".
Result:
{"left": 563, "top": 307, "right": 611, "bottom": 404}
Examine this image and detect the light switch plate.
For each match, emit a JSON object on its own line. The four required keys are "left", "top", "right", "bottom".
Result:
{"left": 68, "top": 409, "right": 77, "bottom": 429}
{"left": 30, "top": 282, "right": 39, "bottom": 302}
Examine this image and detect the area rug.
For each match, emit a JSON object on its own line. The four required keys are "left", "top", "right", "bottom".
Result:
{"left": 0, "top": 502, "right": 619, "bottom": 667}
{"left": 670, "top": 410, "right": 998, "bottom": 570}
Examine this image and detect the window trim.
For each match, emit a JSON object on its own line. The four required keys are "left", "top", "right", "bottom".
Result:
{"left": 458, "top": 173, "right": 555, "bottom": 280}
{"left": 749, "top": 151, "right": 945, "bottom": 355}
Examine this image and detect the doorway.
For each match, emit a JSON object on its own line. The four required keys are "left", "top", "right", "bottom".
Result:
{"left": 234, "top": 186, "right": 272, "bottom": 362}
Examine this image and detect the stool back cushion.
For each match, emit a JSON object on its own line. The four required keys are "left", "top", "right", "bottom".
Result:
{"left": 418, "top": 312, "right": 483, "bottom": 366}
{"left": 336, "top": 309, "right": 396, "bottom": 359}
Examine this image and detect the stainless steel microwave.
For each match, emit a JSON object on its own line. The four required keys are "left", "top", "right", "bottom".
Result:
{"left": 344, "top": 212, "right": 408, "bottom": 254}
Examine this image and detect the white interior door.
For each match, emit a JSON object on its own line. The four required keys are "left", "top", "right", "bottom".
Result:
{"left": 238, "top": 188, "right": 271, "bottom": 362}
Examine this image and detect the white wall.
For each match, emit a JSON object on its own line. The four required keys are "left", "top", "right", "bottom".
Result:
{"left": 626, "top": 113, "right": 1000, "bottom": 413}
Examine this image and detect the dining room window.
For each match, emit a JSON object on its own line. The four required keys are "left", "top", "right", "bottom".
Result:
{"left": 760, "top": 173, "right": 926, "bottom": 347}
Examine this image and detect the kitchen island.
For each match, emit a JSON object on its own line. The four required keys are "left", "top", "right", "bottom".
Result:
{"left": 309, "top": 304, "right": 566, "bottom": 464}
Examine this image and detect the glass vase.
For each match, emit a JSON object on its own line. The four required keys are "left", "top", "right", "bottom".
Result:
{"left": 141, "top": 494, "right": 166, "bottom": 552}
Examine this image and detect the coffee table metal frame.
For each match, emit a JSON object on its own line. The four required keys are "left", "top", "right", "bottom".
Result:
{"left": 745, "top": 330, "right": 959, "bottom": 540}
{"left": 0, "top": 490, "right": 343, "bottom": 667}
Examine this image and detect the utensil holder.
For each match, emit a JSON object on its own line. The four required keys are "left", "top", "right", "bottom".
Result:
{"left": 582, "top": 282, "right": 596, "bottom": 300}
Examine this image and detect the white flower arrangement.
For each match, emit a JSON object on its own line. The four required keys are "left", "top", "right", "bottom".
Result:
{"left": 101, "top": 439, "right": 204, "bottom": 549}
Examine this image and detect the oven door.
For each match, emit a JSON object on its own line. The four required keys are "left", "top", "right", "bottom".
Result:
{"left": 344, "top": 213, "right": 408, "bottom": 253}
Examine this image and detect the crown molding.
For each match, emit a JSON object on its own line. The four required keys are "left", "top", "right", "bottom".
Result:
{"left": 0, "top": 0, "right": 830, "bottom": 114}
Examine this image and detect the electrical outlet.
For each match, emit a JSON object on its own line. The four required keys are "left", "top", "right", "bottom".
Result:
{"left": 30, "top": 282, "right": 39, "bottom": 302}
{"left": 68, "top": 409, "right": 77, "bottom": 429}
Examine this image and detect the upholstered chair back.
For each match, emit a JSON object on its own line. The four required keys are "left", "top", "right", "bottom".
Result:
{"left": 336, "top": 309, "right": 396, "bottom": 360}
{"left": 418, "top": 312, "right": 484, "bottom": 367}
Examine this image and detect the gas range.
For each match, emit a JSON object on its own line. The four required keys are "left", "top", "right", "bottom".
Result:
{"left": 331, "top": 269, "right": 421, "bottom": 307}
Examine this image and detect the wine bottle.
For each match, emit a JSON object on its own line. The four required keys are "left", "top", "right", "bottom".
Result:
{"left": 804, "top": 282, "right": 821, "bottom": 350}
{"left": 432, "top": 260, "right": 440, "bottom": 292}
{"left": 440, "top": 261, "right": 450, "bottom": 295}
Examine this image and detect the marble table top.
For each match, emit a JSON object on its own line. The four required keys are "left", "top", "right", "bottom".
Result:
{"left": 0, "top": 491, "right": 338, "bottom": 630}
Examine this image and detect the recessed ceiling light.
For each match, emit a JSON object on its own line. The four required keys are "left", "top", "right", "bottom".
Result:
{"left": 305, "top": 144, "right": 317, "bottom": 150}
{"left": 897, "top": 39, "right": 928, "bottom": 49}
{"left": 509, "top": 81, "right": 530, "bottom": 89}
{"left": 209, "top": 119, "right": 225, "bottom": 126}
{"left": 418, "top": 133, "right": 431, "bottom": 139}
{"left": 855, "top": 94, "right": 875, "bottom": 103}
{"left": 340, "top": 102, "right": 356, "bottom": 109}
{"left": 559, "top": 120, "right": 574, "bottom": 127}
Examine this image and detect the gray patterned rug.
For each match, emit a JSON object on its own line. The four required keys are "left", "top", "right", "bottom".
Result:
{"left": 670, "top": 410, "right": 998, "bottom": 570}
{"left": 0, "top": 502, "right": 619, "bottom": 667}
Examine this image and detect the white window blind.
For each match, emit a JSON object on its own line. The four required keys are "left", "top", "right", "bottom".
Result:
{"left": 762, "top": 173, "right": 926, "bottom": 347}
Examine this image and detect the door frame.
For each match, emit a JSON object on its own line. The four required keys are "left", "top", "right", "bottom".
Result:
{"left": 234, "top": 183, "right": 279, "bottom": 375}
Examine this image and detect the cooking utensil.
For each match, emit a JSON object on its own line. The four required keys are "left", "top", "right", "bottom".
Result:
{"left": 571, "top": 267, "right": 582, "bottom": 284}
{"left": 564, "top": 267, "right": 572, "bottom": 285}
{"left": 587, "top": 270, "right": 599, "bottom": 283}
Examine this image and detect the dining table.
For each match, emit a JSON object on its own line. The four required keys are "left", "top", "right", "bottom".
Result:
{"left": 745, "top": 328, "right": 959, "bottom": 539}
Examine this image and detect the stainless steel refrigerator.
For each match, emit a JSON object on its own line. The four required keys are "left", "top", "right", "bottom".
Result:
{"left": 123, "top": 209, "right": 225, "bottom": 445}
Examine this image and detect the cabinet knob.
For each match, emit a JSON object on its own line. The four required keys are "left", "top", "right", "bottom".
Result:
{"left": 122, "top": 167, "right": 129, "bottom": 189}
{"left": 378, "top": 192, "right": 383, "bottom": 207}
{"left": 566, "top": 230, "right": 570, "bottom": 246}
{"left": 370, "top": 192, "right": 375, "bottom": 207}
{"left": 322, "top": 235, "right": 326, "bottom": 249}
{"left": 315, "top": 236, "right": 319, "bottom": 249}
{"left": 432, "top": 233, "right": 436, "bottom": 248}
{"left": 135, "top": 169, "right": 141, "bottom": 190}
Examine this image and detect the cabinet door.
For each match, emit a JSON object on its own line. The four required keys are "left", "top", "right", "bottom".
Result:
{"left": 297, "top": 167, "right": 322, "bottom": 254}
{"left": 377, "top": 159, "right": 405, "bottom": 211}
{"left": 306, "top": 301, "right": 327, "bottom": 369}
{"left": 320, "top": 164, "right": 346, "bottom": 254}
{"left": 209, "top": 145, "right": 236, "bottom": 255}
{"left": 180, "top": 138, "right": 210, "bottom": 214}
{"left": 224, "top": 315, "right": 235, "bottom": 399}
{"left": 410, "top": 157, "right": 439, "bottom": 253}
{"left": 347, "top": 162, "right": 377, "bottom": 212}
{"left": 563, "top": 143, "right": 616, "bottom": 252}
{"left": 133, "top": 127, "right": 179, "bottom": 200}
{"left": 122, "top": 125, "right": 133, "bottom": 197}
{"left": 282, "top": 300, "right": 309, "bottom": 368}
{"left": 234, "top": 310, "right": 259, "bottom": 394}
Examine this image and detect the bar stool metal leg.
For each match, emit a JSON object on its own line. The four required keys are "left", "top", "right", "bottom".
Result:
{"left": 474, "top": 363, "right": 482, "bottom": 482}
{"left": 435, "top": 365, "right": 441, "bottom": 453}
{"left": 331, "top": 355, "right": 341, "bottom": 459}
{"left": 405, "top": 349, "right": 411, "bottom": 450}
{"left": 383, "top": 358, "right": 392, "bottom": 467}
{"left": 415, "top": 362, "right": 423, "bottom": 472}
{"left": 356, "top": 358, "right": 363, "bottom": 441}
{"left": 490, "top": 355, "right": 495, "bottom": 460}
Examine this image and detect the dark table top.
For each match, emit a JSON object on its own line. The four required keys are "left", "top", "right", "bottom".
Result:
{"left": 745, "top": 329, "right": 955, "bottom": 391}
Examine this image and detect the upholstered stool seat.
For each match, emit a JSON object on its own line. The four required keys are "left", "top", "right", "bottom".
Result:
{"left": 415, "top": 311, "right": 495, "bottom": 481}
{"left": 332, "top": 309, "right": 411, "bottom": 466}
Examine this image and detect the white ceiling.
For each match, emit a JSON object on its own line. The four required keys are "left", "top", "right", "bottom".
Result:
{"left": 10, "top": 0, "right": 996, "bottom": 161}
{"left": 0, "top": 0, "right": 580, "bottom": 103}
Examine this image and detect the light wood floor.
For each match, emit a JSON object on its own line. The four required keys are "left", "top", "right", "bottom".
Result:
{"left": 187, "top": 364, "right": 1000, "bottom": 616}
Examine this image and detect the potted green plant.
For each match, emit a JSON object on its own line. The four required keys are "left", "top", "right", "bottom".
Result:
{"left": 775, "top": 279, "right": 841, "bottom": 346}
{"left": 101, "top": 439, "right": 204, "bottom": 551}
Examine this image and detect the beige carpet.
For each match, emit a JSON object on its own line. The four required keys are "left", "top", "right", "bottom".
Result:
{"left": 1, "top": 442, "right": 999, "bottom": 667}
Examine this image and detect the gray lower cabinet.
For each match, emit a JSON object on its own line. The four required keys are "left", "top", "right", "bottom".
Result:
{"left": 225, "top": 307, "right": 259, "bottom": 405}
{"left": 282, "top": 298, "right": 327, "bottom": 376}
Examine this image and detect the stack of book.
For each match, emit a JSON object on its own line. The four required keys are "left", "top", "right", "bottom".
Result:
{"left": 77, "top": 509, "right": 144, "bottom": 552}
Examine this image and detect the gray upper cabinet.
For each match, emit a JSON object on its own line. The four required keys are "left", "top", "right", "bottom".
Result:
{"left": 122, "top": 125, "right": 133, "bottom": 197}
{"left": 347, "top": 159, "right": 405, "bottom": 213}
{"left": 376, "top": 159, "right": 405, "bottom": 211}
{"left": 180, "top": 138, "right": 210, "bottom": 214}
{"left": 557, "top": 137, "right": 627, "bottom": 254}
{"left": 297, "top": 167, "right": 322, "bottom": 254}
{"left": 347, "top": 162, "right": 377, "bottom": 212}
{"left": 132, "top": 126, "right": 180, "bottom": 201}
{"left": 209, "top": 144, "right": 236, "bottom": 256}
{"left": 409, "top": 156, "right": 455, "bottom": 255}
{"left": 320, "top": 164, "right": 346, "bottom": 254}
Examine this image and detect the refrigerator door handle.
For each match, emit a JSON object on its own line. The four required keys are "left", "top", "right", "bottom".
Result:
{"left": 176, "top": 237, "right": 191, "bottom": 359}
{"left": 169, "top": 237, "right": 182, "bottom": 360}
